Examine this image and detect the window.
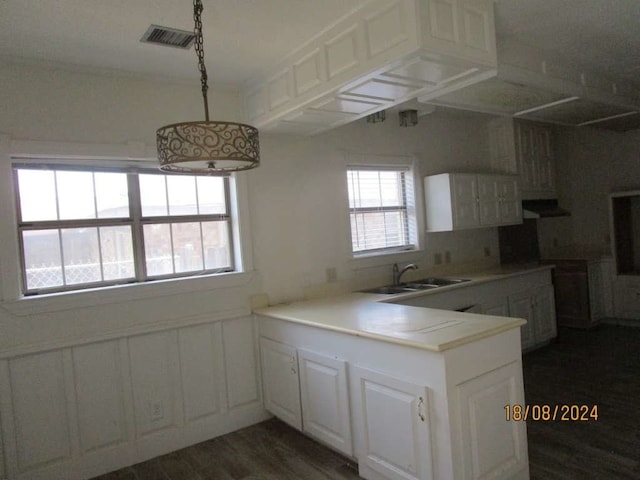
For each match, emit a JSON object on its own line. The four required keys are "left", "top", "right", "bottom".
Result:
{"left": 347, "top": 166, "right": 416, "bottom": 255}
{"left": 14, "top": 164, "right": 234, "bottom": 295}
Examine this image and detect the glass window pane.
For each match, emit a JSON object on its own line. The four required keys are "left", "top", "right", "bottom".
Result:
{"left": 17, "top": 169, "right": 58, "bottom": 221}
{"left": 61, "top": 228, "right": 101, "bottom": 284}
{"left": 95, "top": 172, "right": 129, "bottom": 218}
{"left": 354, "top": 171, "right": 382, "bottom": 208}
{"left": 172, "top": 222, "right": 203, "bottom": 273}
{"left": 57, "top": 171, "right": 96, "bottom": 220}
{"left": 100, "top": 226, "right": 135, "bottom": 280}
{"left": 202, "top": 221, "right": 231, "bottom": 269}
{"left": 143, "top": 224, "right": 173, "bottom": 276}
{"left": 167, "top": 176, "right": 198, "bottom": 215}
{"left": 380, "top": 171, "right": 403, "bottom": 207}
{"left": 197, "top": 177, "right": 226, "bottom": 214}
{"left": 22, "top": 229, "right": 63, "bottom": 289}
{"left": 140, "top": 174, "right": 168, "bottom": 217}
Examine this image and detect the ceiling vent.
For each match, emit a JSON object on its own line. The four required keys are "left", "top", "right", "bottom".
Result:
{"left": 140, "top": 25, "right": 195, "bottom": 49}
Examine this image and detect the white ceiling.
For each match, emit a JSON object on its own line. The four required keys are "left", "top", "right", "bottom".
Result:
{"left": 495, "top": 0, "right": 640, "bottom": 86}
{"left": 1, "top": 0, "right": 639, "bottom": 89}
{"left": 0, "top": 0, "right": 368, "bottom": 86}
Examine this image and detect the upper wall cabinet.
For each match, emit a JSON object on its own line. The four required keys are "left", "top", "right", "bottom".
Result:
{"left": 489, "top": 117, "right": 556, "bottom": 200}
{"left": 424, "top": 173, "right": 521, "bottom": 232}
{"left": 242, "top": 0, "right": 497, "bottom": 135}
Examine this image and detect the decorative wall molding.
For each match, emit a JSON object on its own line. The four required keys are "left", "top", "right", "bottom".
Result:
{"left": 0, "top": 315, "right": 267, "bottom": 480}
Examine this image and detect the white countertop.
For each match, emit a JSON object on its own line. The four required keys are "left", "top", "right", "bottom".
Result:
{"left": 254, "top": 265, "right": 551, "bottom": 352}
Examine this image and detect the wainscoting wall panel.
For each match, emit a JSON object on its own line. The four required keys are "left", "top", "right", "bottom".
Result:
{"left": 128, "top": 331, "right": 181, "bottom": 438}
{"left": 178, "top": 323, "right": 223, "bottom": 424}
{"left": 222, "top": 317, "right": 261, "bottom": 409}
{"left": 9, "top": 351, "right": 71, "bottom": 472}
{"left": 0, "top": 315, "right": 268, "bottom": 480}
{"left": 72, "top": 340, "right": 127, "bottom": 454}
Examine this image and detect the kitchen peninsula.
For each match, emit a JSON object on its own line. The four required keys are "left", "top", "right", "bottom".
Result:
{"left": 254, "top": 266, "right": 551, "bottom": 480}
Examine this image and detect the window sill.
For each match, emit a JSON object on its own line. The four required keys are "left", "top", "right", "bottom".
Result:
{"left": 1, "top": 271, "right": 257, "bottom": 317}
{"left": 349, "top": 248, "right": 424, "bottom": 270}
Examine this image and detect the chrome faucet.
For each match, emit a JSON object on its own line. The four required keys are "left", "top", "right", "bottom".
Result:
{"left": 392, "top": 263, "right": 418, "bottom": 286}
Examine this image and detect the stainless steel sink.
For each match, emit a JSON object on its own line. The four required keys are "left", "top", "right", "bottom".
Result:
{"left": 400, "top": 283, "right": 440, "bottom": 290}
{"left": 359, "top": 277, "right": 470, "bottom": 294}
{"left": 411, "top": 277, "right": 470, "bottom": 286}
{"left": 359, "top": 285, "right": 420, "bottom": 294}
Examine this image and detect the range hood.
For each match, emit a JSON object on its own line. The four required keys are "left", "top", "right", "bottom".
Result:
{"left": 522, "top": 199, "right": 570, "bottom": 218}
{"left": 417, "top": 40, "right": 640, "bottom": 132}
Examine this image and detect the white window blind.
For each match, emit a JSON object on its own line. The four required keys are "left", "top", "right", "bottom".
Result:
{"left": 347, "top": 166, "right": 414, "bottom": 254}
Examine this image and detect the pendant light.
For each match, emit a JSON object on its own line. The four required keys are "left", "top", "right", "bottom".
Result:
{"left": 156, "top": 0, "right": 260, "bottom": 174}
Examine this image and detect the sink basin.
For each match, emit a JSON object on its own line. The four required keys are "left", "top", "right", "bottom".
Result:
{"left": 412, "top": 277, "right": 470, "bottom": 286}
{"left": 359, "top": 277, "right": 470, "bottom": 294}
{"left": 359, "top": 286, "right": 419, "bottom": 294}
{"left": 401, "top": 283, "right": 440, "bottom": 290}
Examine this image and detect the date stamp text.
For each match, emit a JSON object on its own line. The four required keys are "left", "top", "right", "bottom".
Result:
{"left": 504, "top": 404, "right": 598, "bottom": 421}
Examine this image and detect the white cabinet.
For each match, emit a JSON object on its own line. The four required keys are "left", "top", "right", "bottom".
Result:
{"left": 508, "top": 285, "right": 557, "bottom": 351}
{"left": 351, "top": 365, "right": 432, "bottom": 480}
{"left": 258, "top": 312, "right": 528, "bottom": 480}
{"left": 259, "top": 337, "right": 302, "bottom": 430}
{"left": 508, "top": 292, "right": 536, "bottom": 350}
{"left": 395, "top": 267, "right": 557, "bottom": 352}
{"left": 298, "top": 349, "right": 353, "bottom": 456}
{"left": 259, "top": 338, "right": 353, "bottom": 456}
{"left": 456, "top": 361, "right": 529, "bottom": 480}
{"left": 243, "top": 0, "right": 497, "bottom": 135}
{"left": 489, "top": 117, "right": 556, "bottom": 200}
{"left": 482, "top": 300, "right": 509, "bottom": 317}
{"left": 477, "top": 174, "right": 522, "bottom": 226}
{"left": 424, "top": 173, "right": 521, "bottom": 232}
{"left": 516, "top": 120, "right": 555, "bottom": 198}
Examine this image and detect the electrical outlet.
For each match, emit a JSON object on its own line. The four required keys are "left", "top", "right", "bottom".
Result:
{"left": 434, "top": 253, "right": 442, "bottom": 265}
{"left": 326, "top": 267, "right": 337, "bottom": 283}
{"left": 148, "top": 400, "right": 164, "bottom": 422}
{"left": 444, "top": 251, "right": 451, "bottom": 264}
{"left": 484, "top": 246, "right": 491, "bottom": 257}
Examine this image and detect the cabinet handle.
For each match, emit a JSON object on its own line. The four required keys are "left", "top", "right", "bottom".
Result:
{"left": 417, "top": 396, "right": 426, "bottom": 422}
{"left": 290, "top": 357, "right": 297, "bottom": 375}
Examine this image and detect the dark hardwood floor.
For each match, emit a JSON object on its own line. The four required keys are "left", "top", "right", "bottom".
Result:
{"left": 93, "top": 324, "right": 640, "bottom": 480}
{"left": 91, "top": 418, "right": 360, "bottom": 480}
{"left": 524, "top": 324, "right": 640, "bottom": 479}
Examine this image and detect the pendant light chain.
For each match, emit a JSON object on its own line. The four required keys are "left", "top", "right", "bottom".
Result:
{"left": 193, "top": 0, "right": 210, "bottom": 121}
{"left": 155, "top": 0, "right": 260, "bottom": 173}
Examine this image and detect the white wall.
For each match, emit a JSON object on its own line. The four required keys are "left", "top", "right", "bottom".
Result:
{"left": 251, "top": 110, "right": 499, "bottom": 303}
{"left": 553, "top": 125, "right": 640, "bottom": 249}
{"left": 0, "top": 61, "right": 501, "bottom": 479}
{"left": 0, "top": 61, "right": 240, "bottom": 145}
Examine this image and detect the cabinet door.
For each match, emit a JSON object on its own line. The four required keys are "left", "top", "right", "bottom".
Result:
{"left": 477, "top": 175, "right": 501, "bottom": 226}
{"left": 456, "top": 361, "right": 529, "bottom": 479}
{"left": 508, "top": 292, "right": 535, "bottom": 351}
{"left": 534, "top": 285, "right": 557, "bottom": 343}
{"left": 515, "top": 121, "right": 537, "bottom": 194}
{"left": 452, "top": 174, "right": 480, "bottom": 229}
{"left": 352, "top": 365, "right": 433, "bottom": 480}
{"left": 483, "top": 301, "right": 509, "bottom": 317}
{"left": 488, "top": 116, "right": 517, "bottom": 173}
{"left": 497, "top": 176, "right": 522, "bottom": 225}
{"left": 553, "top": 263, "right": 591, "bottom": 328}
{"left": 298, "top": 349, "right": 352, "bottom": 456}
{"left": 259, "top": 338, "right": 302, "bottom": 430}
{"left": 535, "top": 126, "right": 555, "bottom": 194}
